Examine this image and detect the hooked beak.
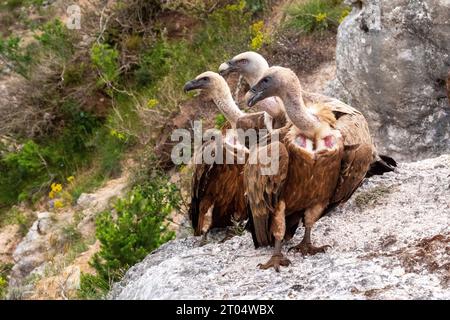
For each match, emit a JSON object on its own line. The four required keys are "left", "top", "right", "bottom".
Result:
{"left": 218, "top": 60, "right": 237, "bottom": 76}
{"left": 183, "top": 79, "right": 201, "bottom": 93}
{"left": 247, "top": 87, "right": 263, "bottom": 107}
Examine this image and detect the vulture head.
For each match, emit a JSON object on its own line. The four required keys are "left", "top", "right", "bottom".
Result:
{"left": 184, "top": 71, "right": 230, "bottom": 99}
{"left": 218, "top": 51, "right": 269, "bottom": 85}
{"left": 247, "top": 66, "right": 297, "bottom": 107}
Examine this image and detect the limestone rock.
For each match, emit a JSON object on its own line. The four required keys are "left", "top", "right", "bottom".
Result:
{"left": 109, "top": 155, "right": 450, "bottom": 300}
{"left": 326, "top": 0, "right": 450, "bottom": 161}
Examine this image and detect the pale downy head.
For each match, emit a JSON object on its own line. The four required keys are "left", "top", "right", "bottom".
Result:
{"left": 218, "top": 51, "right": 269, "bottom": 85}
{"left": 183, "top": 71, "right": 231, "bottom": 100}
{"left": 247, "top": 66, "right": 299, "bottom": 107}
{"left": 184, "top": 71, "right": 243, "bottom": 125}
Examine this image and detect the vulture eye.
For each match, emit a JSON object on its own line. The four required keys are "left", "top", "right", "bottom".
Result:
{"left": 201, "top": 77, "right": 209, "bottom": 82}
{"left": 262, "top": 77, "right": 269, "bottom": 84}
{"left": 238, "top": 59, "right": 248, "bottom": 65}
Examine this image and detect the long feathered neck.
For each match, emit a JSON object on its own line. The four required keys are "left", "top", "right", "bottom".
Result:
{"left": 212, "top": 90, "right": 244, "bottom": 128}
{"left": 279, "top": 77, "right": 320, "bottom": 135}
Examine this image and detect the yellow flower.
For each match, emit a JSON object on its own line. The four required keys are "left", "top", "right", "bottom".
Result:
{"left": 250, "top": 21, "right": 267, "bottom": 50}
{"left": 251, "top": 20, "right": 264, "bottom": 34}
{"left": 146, "top": 98, "right": 159, "bottom": 109}
{"left": 226, "top": 0, "right": 246, "bottom": 12}
{"left": 54, "top": 200, "right": 64, "bottom": 209}
{"left": 49, "top": 190, "right": 55, "bottom": 199}
{"left": 315, "top": 12, "right": 328, "bottom": 23}
{"left": 51, "top": 183, "right": 62, "bottom": 193}
{"left": 251, "top": 33, "right": 264, "bottom": 50}
{"left": 67, "top": 176, "right": 75, "bottom": 183}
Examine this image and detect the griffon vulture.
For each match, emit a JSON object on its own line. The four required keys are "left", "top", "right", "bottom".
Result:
{"left": 245, "top": 66, "right": 386, "bottom": 271}
{"left": 220, "top": 51, "right": 396, "bottom": 176}
{"left": 183, "top": 71, "right": 249, "bottom": 243}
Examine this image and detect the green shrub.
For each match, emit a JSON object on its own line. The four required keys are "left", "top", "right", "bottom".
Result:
{"left": 245, "top": 0, "right": 269, "bottom": 13}
{"left": 215, "top": 114, "right": 227, "bottom": 129}
{"left": 0, "top": 36, "right": 32, "bottom": 77}
{"left": 0, "top": 263, "right": 13, "bottom": 299}
{"left": 0, "top": 100, "right": 103, "bottom": 206}
{"left": 34, "top": 19, "right": 75, "bottom": 58}
{"left": 91, "top": 43, "right": 120, "bottom": 88}
{"left": 285, "top": 0, "right": 350, "bottom": 34}
{"left": 79, "top": 177, "right": 180, "bottom": 298}
{"left": 134, "top": 40, "right": 172, "bottom": 88}
{"left": 78, "top": 273, "right": 110, "bottom": 300}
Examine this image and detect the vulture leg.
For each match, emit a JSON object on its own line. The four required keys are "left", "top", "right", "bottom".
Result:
{"left": 257, "top": 200, "right": 291, "bottom": 272}
{"left": 289, "top": 204, "right": 331, "bottom": 256}
{"left": 199, "top": 205, "right": 214, "bottom": 246}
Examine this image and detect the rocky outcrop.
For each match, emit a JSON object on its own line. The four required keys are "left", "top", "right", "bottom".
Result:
{"left": 326, "top": 0, "right": 450, "bottom": 161}
{"left": 110, "top": 155, "right": 450, "bottom": 300}
{"left": 7, "top": 174, "right": 129, "bottom": 299}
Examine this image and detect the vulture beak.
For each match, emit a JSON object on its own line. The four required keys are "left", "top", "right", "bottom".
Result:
{"left": 183, "top": 79, "right": 201, "bottom": 92}
{"left": 218, "top": 60, "right": 236, "bottom": 76}
{"left": 247, "top": 87, "right": 263, "bottom": 107}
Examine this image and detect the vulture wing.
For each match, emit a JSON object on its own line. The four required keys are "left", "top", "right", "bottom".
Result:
{"left": 331, "top": 112, "right": 374, "bottom": 204}
{"left": 189, "top": 140, "right": 217, "bottom": 235}
{"left": 189, "top": 138, "right": 249, "bottom": 235}
{"left": 244, "top": 141, "right": 289, "bottom": 247}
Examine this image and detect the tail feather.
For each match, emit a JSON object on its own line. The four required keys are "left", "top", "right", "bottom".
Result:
{"left": 366, "top": 154, "right": 397, "bottom": 178}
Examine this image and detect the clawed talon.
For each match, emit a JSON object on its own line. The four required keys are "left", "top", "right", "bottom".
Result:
{"left": 288, "top": 241, "right": 331, "bottom": 256}
{"left": 257, "top": 254, "right": 291, "bottom": 272}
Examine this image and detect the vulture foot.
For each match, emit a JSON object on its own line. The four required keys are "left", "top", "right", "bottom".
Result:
{"left": 288, "top": 241, "right": 331, "bottom": 256}
{"left": 257, "top": 254, "right": 291, "bottom": 272}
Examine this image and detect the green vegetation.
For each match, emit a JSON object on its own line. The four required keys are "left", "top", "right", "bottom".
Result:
{"left": 285, "top": 0, "right": 350, "bottom": 34}
{"left": 0, "top": 0, "right": 259, "bottom": 211}
{"left": 0, "top": 36, "right": 32, "bottom": 77}
{"left": 0, "top": 263, "right": 13, "bottom": 299}
{"left": 0, "top": 207, "right": 33, "bottom": 235}
{"left": 78, "top": 176, "right": 180, "bottom": 299}
{"left": 215, "top": 114, "right": 227, "bottom": 129}
{"left": 0, "top": 0, "right": 273, "bottom": 298}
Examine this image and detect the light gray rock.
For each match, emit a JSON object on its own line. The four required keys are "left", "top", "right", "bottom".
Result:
{"left": 9, "top": 213, "right": 51, "bottom": 287}
{"left": 76, "top": 193, "right": 97, "bottom": 209}
{"left": 326, "top": 0, "right": 450, "bottom": 161}
{"left": 109, "top": 155, "right": 450, "bottom": 300}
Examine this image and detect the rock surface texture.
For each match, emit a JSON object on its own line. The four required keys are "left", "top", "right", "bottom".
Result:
{"left": 110, "top": 155, "right": 450, "bottom": 300}
{"left": 326, "top": 0, "right": 450, "bottom": 161}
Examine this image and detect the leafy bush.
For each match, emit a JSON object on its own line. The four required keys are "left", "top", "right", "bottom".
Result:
{"left": 285, "top": 0, "right": 350, "bottom": 34}
{"left": 34, "top": 19, "right": 75, "bottom": 58}
{"left": 78, "top": 177, "right": 180, "bottom": 298}
{"left": 245, "top": 0, "right": 270, "bottom": 13}
{"left": 215, "top": 114, "right": 227, "bottom": 129}
{"left": 0, "top": 36, "right": 32, "bottom": 76}
{"left": 0, "top": 98, "right": 104, "bottom": 206}
{"left": 0, "top": 263, "right": 13, "bottom": 299}
{"left": 91, "top": 43, "right": 120, "bottom": 88}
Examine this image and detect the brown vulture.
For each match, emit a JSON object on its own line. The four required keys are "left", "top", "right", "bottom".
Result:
{"left": 183, "top": 71, "right": 250, "bottom": 244}
{"left": 244, "top": 66, "right": 393, "bottom": 271}
{"left": 220, "top": 51, "right": 396, "bottom": 176}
